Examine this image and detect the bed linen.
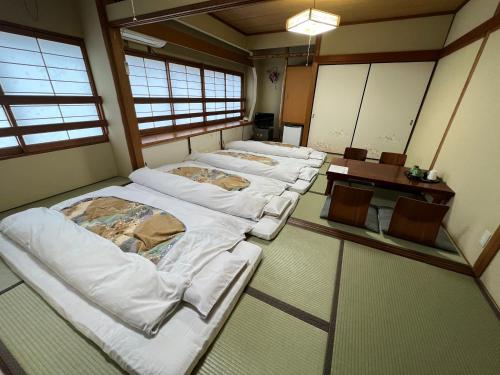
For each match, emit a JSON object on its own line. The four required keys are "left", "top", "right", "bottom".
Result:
{"left": 225, "top": 150, "right": 319, "bottom": 181}
{"left": 50, "top": 186, "right": 252, "bottom": 277}
{"left": 129, "top": 167, "right": 291, "bottom": 221}
{"left": 187, "top": 150, "right": 318, "bottom": 184}
{"left": 226, "top": 140, "right": 311, "bottom": 159}
{"left": 127, "top": 183, "right": 300, "bottom": 241}
{"left": 288, "top": 174, "right": 318, "bottom": 194}
{"left": 156, "top": 161, "right": 288, "bottom": 197}
{"left": 0, "top": 208, "right": 188, "bottom": 336}
{"left": 226, "top": 140, "right": 327, "bottom": 166}
{"left": 0, "top": 234, "right": 262, "bottom": 375}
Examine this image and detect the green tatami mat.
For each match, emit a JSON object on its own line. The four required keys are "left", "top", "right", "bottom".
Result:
{"left": 195, "top": 294, "right": 327, "bottom": 375}
{"left": 248, "top": 225, "right": 339, "bottom": 321}
{"left": 331, "top": 242, "right": 500, "bottom": 375}
{"left": 310, "top": 174, "right": 327, "bottom": 194}
{"left": 292, "top": 192, "right": 466, "bottom": 264}
{"left": 0, "top": 259, "right": 20, "bottom": 293}
{"left": 0, "top": 284, "right": 124, "bottom": 375}
{"left": 318, "top": 162, "right": 328, "bottom": 175}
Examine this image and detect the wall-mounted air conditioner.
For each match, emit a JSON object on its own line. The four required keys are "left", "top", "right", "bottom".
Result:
{"left": 120, "top": 28, "right": 166, "bottom": 48}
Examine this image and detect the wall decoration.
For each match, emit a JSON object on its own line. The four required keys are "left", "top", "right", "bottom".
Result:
{"left": 267, "top": 67, "right": 280, "bottom": 89}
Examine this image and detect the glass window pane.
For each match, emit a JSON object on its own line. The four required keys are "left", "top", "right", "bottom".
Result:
{"left": 24, "top": 131, "right": 69, "bottom": 144}
{"left": 126, "top": 55, "right": 168, "bottom": 101}
{"left": 144, "top": 59, "right": 164, "bottom": 70}
{"left": 139, "top": 122, "right": 155, "bottom": 130}
{"left": 0, "top": 77, "right": 54, "bottom": 95}
{"left": 0, "top": 47, "right": 44, "bottom": 66}
{"left": 0, "top": 31, "right": 39, "bottom": 51}
{"left": 39, "top": 39, "right": 83, "bottom": 58}
{"left": 47, "top": 68, "right": 89, "bottom": 83}
{"left": 125, "top": 55, "right": 144, "bottom": 67}
{"left": 0, "top": 31, "right": 103, "bottom": 151}
{"left": 59, "top": 104, "right": 97, "bottom": 118}
{"left": 68, "top": 127, "right": 102, "bottom": 139}
{"left": 0, "top": 62, "right": 48, "bottom": 79}
{"left": 43, "top": 54, "right": 86, "bottom": 70}
{"left": 51, "top": 81, "right": 92, "bottom": 95}
{"left": 128, "top": 65, "right": 146, "bottom": 77}
{"left": 0, "top": 136, "right": 18, "bottom": 148}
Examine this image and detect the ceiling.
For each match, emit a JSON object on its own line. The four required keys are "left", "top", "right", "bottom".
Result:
{"left": 210, "top": 0, "right": 465, "bottom": 35}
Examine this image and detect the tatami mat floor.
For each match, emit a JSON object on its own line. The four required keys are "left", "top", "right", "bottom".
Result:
{"left": 0, "top": 165, "right": 499, "bottom": 375}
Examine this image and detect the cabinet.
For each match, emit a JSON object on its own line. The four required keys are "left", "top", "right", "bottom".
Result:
{"left": 281, "top": 66, "right": 313, "bottom": 125}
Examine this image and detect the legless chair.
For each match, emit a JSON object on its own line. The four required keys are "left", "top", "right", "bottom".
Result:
{"left": 328, "top": 183, "right": 374, "bottom": 227}
{"left": 379, "top": 152, "right": 407, "bottom": 166}
{"left": 386, "top": 197, "right": 449, "bottom": 246}
{"left": 343, "top": 147, "right": 368, "bottom": 161}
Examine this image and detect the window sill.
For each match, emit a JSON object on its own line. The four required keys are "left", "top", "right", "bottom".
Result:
{"left": 0, "top": 136, "right": 109, "bottom": 161}
{"left": 141, "top": 120, "right": 253, "bottom": 148}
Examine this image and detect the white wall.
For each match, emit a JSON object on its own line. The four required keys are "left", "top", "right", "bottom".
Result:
{"left": 1, "top": 0, "right": 83, "bottom": 37}
{"left": 254, "top": 58, "right": 286, "bottom": 134}
{"left": 404, "top": 2, "right": 500, "bottom": 305}
{"left": 143, "top": 139, "right": 190, "bottom": 168}
{"left": 445, "top": 0, "right": 499, "bottom": 45}
{"left": 406, "top": 40, "right": 482, "bottom": 169}
{"left": 320, "top": 15, "right": 453, "bottom": 55}
{"left": 433, "top": 30, "right": 500, "bottom": 265}
{"left": 191, "top": 132, "right": 221, "bottom": 153}
{"left": 78, "top": 0, "right": 133, "bottom": 176}
{"left": 0, "top": 143, "right": 117, "bottom": 211}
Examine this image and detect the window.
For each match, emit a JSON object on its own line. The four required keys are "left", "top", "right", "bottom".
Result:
{"left": 125, "top": 52, "right": 244, "bottom": 136}
{"left": 0, "top": 24, "right": 107, "bottom": 158}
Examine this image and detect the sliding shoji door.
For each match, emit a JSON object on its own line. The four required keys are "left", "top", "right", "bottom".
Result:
{"left": 308, "top": 64, "right": 370, "bottom": 153}
{"left": 351, "top": 62, "right": 434, "bottom": 159}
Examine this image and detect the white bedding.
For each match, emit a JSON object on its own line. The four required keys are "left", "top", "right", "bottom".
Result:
{"left": 0, "top": 208, "right": 189, "bottom": 336}
{"left": 126, "top": 183, "right": 299, "bottom": 241}
{"left": 226, "top": 140, "right": 326, "bottom": 166}
{"left": 157, "top": 161, "right": 288, "bottom": 197}
{"left": 129, "top": 167, "right": 290, "bottom": 221}
{"left": 187, "top": 150, "right": 318, "bottom": 184}
{"left": 226, "top": 140, "right": 312, "bottom": 159}
{"left": 50, "top": 186, "right": 252, "bottom": 278}
{"left": 288, "top": 174, "right": 318, "bottom": 194}
{"left": 0, "top": 234, "right": 262, "bottom": 375}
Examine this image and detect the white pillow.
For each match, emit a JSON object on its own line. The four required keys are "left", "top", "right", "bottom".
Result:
{"left": 183, "top": 251, "right": 247, "bottom": 318}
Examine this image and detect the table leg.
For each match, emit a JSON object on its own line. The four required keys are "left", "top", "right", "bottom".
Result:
{"left": 325, "top": 177, "right": 334, "bottom": 195}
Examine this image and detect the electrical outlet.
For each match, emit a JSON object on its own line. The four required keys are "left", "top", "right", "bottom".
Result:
{"left": 479, "top": 230, "right": 492, "bottom": 248}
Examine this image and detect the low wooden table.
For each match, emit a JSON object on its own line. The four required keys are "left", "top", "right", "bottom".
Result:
{"left": 325, "top": 158, "right": 455, "bottom": 204}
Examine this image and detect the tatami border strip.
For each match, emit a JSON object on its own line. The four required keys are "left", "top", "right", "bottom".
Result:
{"left": 322, "top": 240, "right": 344, "bottom": 375}
{"left": 287, "top": 217, "right": 473, "bottom": 276}
{"left": 245, "top": 286, "right": 330, "bottom": 332}
{"left": 0, "top": 281, "right": 24, "bottom": 297}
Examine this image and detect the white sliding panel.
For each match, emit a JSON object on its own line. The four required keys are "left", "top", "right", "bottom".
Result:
{"left": 308, "top": 64, "right": 370, "bottom": 153}
{"left": 351, "top": 62, "right": 434, "bottom": 159}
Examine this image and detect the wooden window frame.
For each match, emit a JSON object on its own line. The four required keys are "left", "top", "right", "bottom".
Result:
{"left": 0, "top": 21, "right": 108, "bottom": 160}
{"left": 125, "top": 48, "right": 245, "bottom": 137}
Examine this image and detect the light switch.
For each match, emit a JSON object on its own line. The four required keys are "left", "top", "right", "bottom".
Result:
{"left": 479, "top": 230, "right": 492, "bottom": 248}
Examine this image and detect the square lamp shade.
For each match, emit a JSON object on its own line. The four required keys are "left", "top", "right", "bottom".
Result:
{"left": 286, "top": 8, "right": 340, "bottom": 36}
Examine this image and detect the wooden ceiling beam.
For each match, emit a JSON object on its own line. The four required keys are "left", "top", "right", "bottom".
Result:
{"left": 131, "top": 23, "right": 253, "bottom": 66}
{"left": 109, "top": 0, "right": 269, "bottom": 28}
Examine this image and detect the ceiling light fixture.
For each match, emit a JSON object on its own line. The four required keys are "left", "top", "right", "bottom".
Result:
{"left": 286, "top": 3, "right": 340, "bottom": 36}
